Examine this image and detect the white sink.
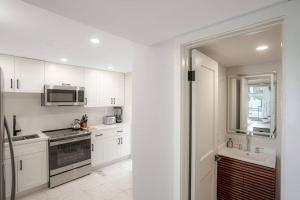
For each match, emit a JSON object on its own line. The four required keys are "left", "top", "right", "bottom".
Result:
{"left": 218, "top": 147, "right": 276, "bottom": 168}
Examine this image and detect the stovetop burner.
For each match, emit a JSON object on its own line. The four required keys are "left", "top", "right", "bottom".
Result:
{"left": 43, "top": 128, "right": 91, "bottom": 140}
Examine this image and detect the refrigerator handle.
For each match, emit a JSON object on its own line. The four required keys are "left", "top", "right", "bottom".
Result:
{"left": 4, "top": 116, "right": 16, "bottom": 200}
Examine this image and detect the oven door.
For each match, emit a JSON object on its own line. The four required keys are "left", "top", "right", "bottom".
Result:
{"left": 49, "top": 135, "right": 91, "bottom": 176}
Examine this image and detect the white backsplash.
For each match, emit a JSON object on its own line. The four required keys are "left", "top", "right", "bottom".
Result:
{"left": 4, "top": 93, "right": 115, "bottom": 134}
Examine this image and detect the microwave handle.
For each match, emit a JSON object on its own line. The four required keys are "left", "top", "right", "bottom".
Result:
{"left": 61, "top": 83, "right": 71, "bottom": 86}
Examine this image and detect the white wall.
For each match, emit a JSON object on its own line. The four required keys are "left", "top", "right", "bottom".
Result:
{"left": 132, "top": 42, "right": 175, "bottom": 200}
{"left": 218, "top": 65, "right": 227, "bottom": 147}
{"left": 4, "top": 93, "right": 114, "bottom": 133}
{"left": 123, "top": 73, "right": 132, "bottom": 124}
{"left": 132, "top": 1, "right": 300, "bottom": 200}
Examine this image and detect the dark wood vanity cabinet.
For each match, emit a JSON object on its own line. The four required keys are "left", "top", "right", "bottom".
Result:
{"left": 217, "top": 156, "right": 276, "bottom": 200}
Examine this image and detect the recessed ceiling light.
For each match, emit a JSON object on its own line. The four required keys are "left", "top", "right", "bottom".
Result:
{"left": 256, "top": 45, "right": 269, "bottom": 51}
{"left": 60, "top": 58, "right": 68, "bottom": 62}
{"left": 90, "top": 38, "right": 100, "bottom": 44}
{"left": 107, "top": 66, "right": 113, "bottom": 70}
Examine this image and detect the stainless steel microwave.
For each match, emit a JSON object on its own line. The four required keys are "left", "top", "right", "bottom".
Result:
{"left": 41, "top": 85, "right": 85, "bottom": 106}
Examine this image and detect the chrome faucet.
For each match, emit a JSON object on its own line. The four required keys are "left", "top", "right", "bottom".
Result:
{"left": 245, "top": 132, "right": 253, "bottom": 152}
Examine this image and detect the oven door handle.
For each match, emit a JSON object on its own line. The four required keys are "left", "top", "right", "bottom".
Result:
{"left": 50, "top": 135, "right": 91, "bottom": 146}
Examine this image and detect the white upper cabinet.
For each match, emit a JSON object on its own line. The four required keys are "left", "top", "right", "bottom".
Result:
{"left": 14, "top": 57, "right": 45, "bottom": 93}
{"left": 99, "top": 71, "right": 124, "bottom": 107}
{"left": 84, "top": 69, "right": 100, "bottom": 107}
{"left": 99, "top": 70, "right": 114, "bottom": 107}
{"left": 0, "top": 55, "right": 45, "bottom": 93}
{"left": 0, "top": 54, "right": 15, "bottom": 92}
{"left": 45, "top": 62, "right": 85, "bottom": 87}
{"left": 112, "top": 72, "right": 125, "bottom": 106}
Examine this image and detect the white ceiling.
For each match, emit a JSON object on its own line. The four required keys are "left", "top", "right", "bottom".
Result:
{"left": 0, "top": 0, "right": 134, "bottom": 72}
{"left": 22, "top": 0, "right": 285, "bottom": 45}
{"left": 0, "top": 0, "right": 285, "bottom": 72}
{"left": 197, "top": 25, "right": 282, "bottom": 67}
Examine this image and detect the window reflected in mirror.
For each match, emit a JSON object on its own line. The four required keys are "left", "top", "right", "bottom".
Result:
{"left": 228, "top": 73, "right": 276, "bottom": 137}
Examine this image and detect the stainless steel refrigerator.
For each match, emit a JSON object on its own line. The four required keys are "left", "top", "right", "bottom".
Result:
{"left": 0, "top": 68, "right": 16, "bottom": 200}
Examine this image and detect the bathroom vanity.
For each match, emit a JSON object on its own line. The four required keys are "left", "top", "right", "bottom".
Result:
{"left": 217, "top": 148, "right": 276, "bottom": 200}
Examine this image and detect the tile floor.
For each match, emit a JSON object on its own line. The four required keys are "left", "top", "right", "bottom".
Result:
{"left": 18, "top": 159, "right": 132, "bottom": 200}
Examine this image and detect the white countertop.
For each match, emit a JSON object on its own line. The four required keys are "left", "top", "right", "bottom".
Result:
{"left": 89, "top": 123, "right": 128, "bottom": 132}
{"left": 218, "top": 147, "right": 276, "bottom": 169}
{"left": 5, "top": 123, "right": 129, "bottom": 147}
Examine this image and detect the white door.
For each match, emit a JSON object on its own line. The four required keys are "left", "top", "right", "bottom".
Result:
{"left": 18, "top": 152, "right": 48, "bottom": 192}
{"left": 92, "top": 139, "right": 105, "bottom": 166}
{"left": 45, "top": 62, "right": 85, "bottom": 86}
{"left": 99, "top": 70, "right": 114, "bottom": 106}
{"left": 111, "top": 72, "right": 125, "bottom": 106}
{"left": 14, "top": 57, "right": 45, "bottom": 93}
{"left": 120, "top": 134, "right": 131, "bottom": 157}
{"left": 84, "top": 69, "right": 100, "bottom": 107}
{"left": 191, "top": 49, "right": 218, "bottom": 200}
{"left": 0, "top": 54, "right": 15, "bottom": 92}
{"left": 103, "top": 137, "right": 120, "bottom": 162}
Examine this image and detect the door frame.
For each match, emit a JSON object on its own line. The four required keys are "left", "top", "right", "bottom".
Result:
{"left": 178, "top": 18, "right": 284, "bottom": 200}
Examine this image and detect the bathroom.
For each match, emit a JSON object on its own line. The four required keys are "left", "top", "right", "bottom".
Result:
{"left": 186, "top": 22, "right": 282, "bottom": 200}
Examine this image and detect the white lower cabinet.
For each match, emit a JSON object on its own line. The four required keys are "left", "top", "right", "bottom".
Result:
{"left": 4, "top": 141, "right": 48, "bottom": 197}
{"left": 92, "top": 139, "right": 105, "bottom": 166}
{"left": 4, "top": 158, "right": 15, "bottom": 198}
{"left": 103, "top": 137, "right": 120, "bottom": 163}
{"left": 17, "top": 152, "right": 48, "bottom": 192}
{"left": 91, "top": 128, "right": 131, "bottom": 167}
{"left": 120, "top": 134, "right": 130, "bottom": 157}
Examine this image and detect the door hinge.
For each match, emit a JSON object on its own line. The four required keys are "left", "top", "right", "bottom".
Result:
{"left": 215, "top": 155, "right": 222, "bottom": 162}
{"left": 188, "top": 70, "right": 195, "bottom": 82}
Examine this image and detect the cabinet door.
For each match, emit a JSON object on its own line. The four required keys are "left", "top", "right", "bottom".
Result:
{"left": 99, "top": 70, "right": 114, "bottom": 107}
{"left": 0, "top": 54, "right": 15, "bottom": 92}
{"left": 4, "top": 159, "right": 17, "bottom": 198}
{"left": 120, "top": 134, "right": 131, "bottom": 157}
{"left": 84, "top": 69, "right": 100, "bottom": 107}
{"left": 103, "top": 137, "right": 120, "bottom": 163}
{"left": 45, "top": 62, "right": 85, "bottom": 87}
{"left": 91, "top": 139, "right": 105, "bottom": 167}
{"left": 14, "top": 57, "right": 45, "bottom": 93}
{"left": 18, "top": 152, "right": 47, "bottom": 192}
{"left": 112, "top": 72, "right": 125, "bottom": 106}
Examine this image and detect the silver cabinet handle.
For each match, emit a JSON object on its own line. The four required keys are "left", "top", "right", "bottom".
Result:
{"left": 85, "top": 98, "right": 88, "bottom": 105}
{"left": 95, "top": 133, "right": 103, "bottom": 137}
{"left": 10, "top": 79, "right": 13, "bottom": 89}
{"left": 20, "top": 160, "right": 23, "bottom": 171}
{"left": 114, "top": 98, "right": 116, "bottom": 104}
{"left": 61, "top": 83, "right": 71, "bottom": 86}
{"left": 117, "top": 138, "right": 121, "bottom": 145}
{"left": 117, "top": 130, "right": 123, "bottom": 133}
{"left": 92, "top": 144, "right": 94, "bottom": 152}
{"left": 121, "top": 137, "right": 123, "bottom": 144}
{"left": 17, "top": 79, "right": 19, "bottom": 89}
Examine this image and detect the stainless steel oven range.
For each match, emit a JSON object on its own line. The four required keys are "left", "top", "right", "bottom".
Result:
{"left": 43, "top": 128, "right": 91, "bottom": 188}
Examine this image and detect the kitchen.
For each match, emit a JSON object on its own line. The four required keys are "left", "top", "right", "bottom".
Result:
{"left": 1, "top": 54, "right": 132, "bottom": 200}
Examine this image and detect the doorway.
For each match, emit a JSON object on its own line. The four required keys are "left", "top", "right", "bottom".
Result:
{"left": 182, "top": 21, "right": 282, "bottom": 200}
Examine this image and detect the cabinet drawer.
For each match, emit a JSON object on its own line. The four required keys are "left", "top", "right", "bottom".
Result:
{"left": 5, "top": 141, "right": 47, "bottom": 159}
{"left": 92, "top": 127, "right": 128, "bottom": 140}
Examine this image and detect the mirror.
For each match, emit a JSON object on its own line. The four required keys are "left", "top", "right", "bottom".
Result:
{"left": 227, "top": 73, "right": 276, "bottom": 137}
